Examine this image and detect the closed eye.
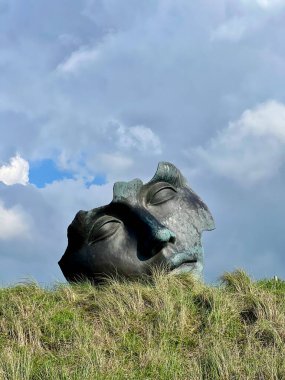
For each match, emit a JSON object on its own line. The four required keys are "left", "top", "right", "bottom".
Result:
{"left": 147, "top": 183, "right": 177, "bottom": 206}
{"left": 88, "top": 216, "right": 121, "bottom": 244}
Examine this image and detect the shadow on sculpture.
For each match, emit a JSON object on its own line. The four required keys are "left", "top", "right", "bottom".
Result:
{"left": 59, "top": 162, "right": 215, "bottom": 284}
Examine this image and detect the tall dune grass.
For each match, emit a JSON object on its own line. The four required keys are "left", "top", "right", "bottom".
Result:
{"left": 0, "top": 270, "right": 284, "bottom": 379}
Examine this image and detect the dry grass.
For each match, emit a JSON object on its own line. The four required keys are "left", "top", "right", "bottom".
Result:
{"left": 0, "top": 270, "right": 284, "bottom": 379}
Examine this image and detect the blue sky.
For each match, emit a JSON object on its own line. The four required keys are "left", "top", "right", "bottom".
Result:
{"left": 1, "top": 0, "right": 285, "bottom": 285}
{"left": 29, "top": 159, "right": 74, "bottom": 188}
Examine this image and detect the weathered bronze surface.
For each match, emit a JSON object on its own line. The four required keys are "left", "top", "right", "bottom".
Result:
{"left": 59, "top": 162, "right": 215, "bottom": 283}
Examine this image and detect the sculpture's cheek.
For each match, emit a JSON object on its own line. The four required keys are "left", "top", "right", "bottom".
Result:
{"left": 87, "top": 228, "right": 153, "bottom": 277}
{"left": 151, "top": 198, "right": 205, "bottom": 277}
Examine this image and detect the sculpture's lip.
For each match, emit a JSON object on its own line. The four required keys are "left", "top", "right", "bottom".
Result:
{"left": 168, "top": 251, "right": 200, "bottom": 271}
{"left": 169, "top": 259, "right": 198, "bottom": 271}
{"left": 169, "top": 260, "right": 202, "bottom": 276}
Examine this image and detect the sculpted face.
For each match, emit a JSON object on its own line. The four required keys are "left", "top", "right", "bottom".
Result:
{"left": 59, "top": 162, "right": 215, "bottom": 283}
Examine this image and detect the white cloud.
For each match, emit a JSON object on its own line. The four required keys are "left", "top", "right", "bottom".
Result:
{"left": 0, "top": 0, "right": 285, "bottom": 284}
{"left": 82, "top": 0, "right": 153, "bottom": 31}
{"left": 212, "top": 0, "right": 285, "bottom": 42}
{"left": 195, "top": 100, "right": 285, "bottom": 185}
{"left": 41, "top": 177, "right": 114, "bottom": 217}
{"left": 0, "top": 155, "right": 29, "bottom": 186}
{"left": 114, "top": 121, "right": 162, "bottom": 154}
{"left": 211, "top": 17, "right": 248, "bottom": 42}
{"left": 58, "top": 33, "right": 81, "bottom": 47}
{"left": 57, "top": 46, "right": 100, "bottom": 73}
{"left": 0, "top": 201, "right": 30, "bottom": 240}
{"left": 99, "top": 152, "right": 133, "bottom": 175}
{"left": 243, "top": 0, "right": 285, "bottom": 9}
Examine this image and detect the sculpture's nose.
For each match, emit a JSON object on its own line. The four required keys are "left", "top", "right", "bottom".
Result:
{"left": 129, "top": 206, "right": 176, "bottom": 258}
{"left": 153, "top": 228, "right": 176, "bottom": 245}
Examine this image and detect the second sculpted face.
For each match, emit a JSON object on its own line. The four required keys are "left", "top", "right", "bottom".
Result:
{"left": 59, "top": 162, "right": 215, "bottom": 283}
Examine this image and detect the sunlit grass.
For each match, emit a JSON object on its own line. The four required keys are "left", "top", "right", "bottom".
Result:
{"left": 0, "top": 270, "right": 284, "bottom": 379}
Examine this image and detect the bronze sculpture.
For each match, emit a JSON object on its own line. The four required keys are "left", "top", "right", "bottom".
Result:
{"left": 59, "top": 162, "right": 215, "bottom": 283}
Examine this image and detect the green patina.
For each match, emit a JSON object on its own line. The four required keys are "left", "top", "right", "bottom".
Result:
{"left": 113, "top": 178, "right": 143, "bottom": 203}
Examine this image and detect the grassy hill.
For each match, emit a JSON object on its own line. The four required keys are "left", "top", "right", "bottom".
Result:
{"left": 0, "top": 270, "right": 284, "bottom": 380}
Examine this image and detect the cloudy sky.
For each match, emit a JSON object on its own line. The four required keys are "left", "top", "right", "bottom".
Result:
{"left": 1, "top": 0, "right": 285, "bottom": 286}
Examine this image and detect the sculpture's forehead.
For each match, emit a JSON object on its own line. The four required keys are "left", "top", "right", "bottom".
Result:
{"left": 112, "top": 161, "right": 186, "bottom": 204}
{"left": 113, "top": 178, "right": 144, "bottom": 203}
